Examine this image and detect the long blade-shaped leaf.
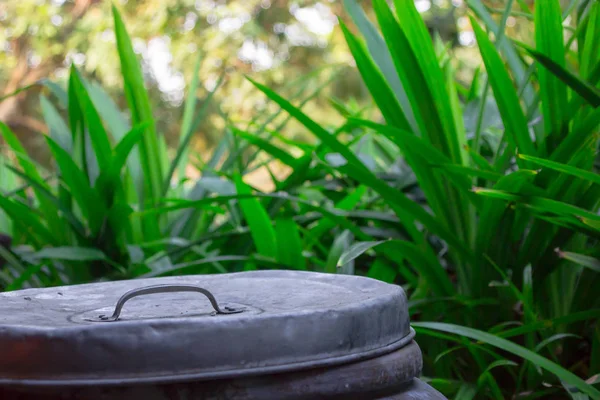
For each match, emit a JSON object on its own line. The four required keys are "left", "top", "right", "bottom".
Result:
{"left": 87, "top": 80, "right": 144, "bottom": 202}
{"left": 176, "top": 53, "right": 203, "bottom": 180}
{"left": 471, "top": 18, "right": 537, "bottom": 157}
{"left": 40, "top": 95, "right": 72, "bottom": 153}
{"left": 392, "top": 0, "right": 463, "bottom": 164}
{"left": 519, "top": 154, "right": 600, "bottom": 185}
{"left": 70, "top": 68, "right": 112, "bottom": 171}
{"left": 386, "top": 240, "right": 455, "bottom": 297}
{"left": 338, "top": 20, "right": 411, "bottom": 131}
{"left": 34, "top": 247, "right": 107, "bottom": 262}
{"left": 466, "top": 0, "right": 536, "bottom": 105}
{"left": 342, "top": 0, "right": 418, "bottom": 133}
{"left": 232, "top": 127, "right": 298, "bottom": 167}
{"left": 163, "top": 71, "right": 224, "bottom": 195}
{"left": 517, "top": 42, "right": 600, "bottom": 107}
{"left": 233, "top": 174, "right": 277, "bottom": 259}
{"left": 275, "top": 218, "right": 305, "bottom": 270}
{"left": 46, "top": 136, "right": 104, "bottom": 233}
{"left": 535, "top": 0, "right": 569, "bottom": 139}
{"left": 556, "top": 249, "right": 600, "bottom": 273}
{"left": 337, "top": 240, "right": 387, "bottom": 268}
{"left": 372, "top": 0, "right": 445, "bottom": 151}
{"left": 6, "top": 166, "right": 87, "bottom": 238}
{"left": 413, "top": 322, "right": 600, "bottom": 398}
{"left": 580, "top": 2, "right": 600, "bottom": 80}
{"left": 0, "top": 122, "right": 63, "bottom": 238}
{"left": 112, "top": 5, "right": 163, "bottom": 205}
{"left": 473, "top": 188, "right": 600, "bottom": 222}
{"left": 0, "top": 196, "right": 55, "bottom": 246}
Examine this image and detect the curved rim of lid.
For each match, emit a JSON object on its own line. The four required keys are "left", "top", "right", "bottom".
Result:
{"left": 0, "top": 270, "right": 413, "bottom": 386}
{"left": 2, "top": 329, "right": 416, "bottom": 387}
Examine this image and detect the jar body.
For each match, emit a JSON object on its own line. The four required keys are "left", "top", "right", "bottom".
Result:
{"left": 0, "top": 341, "right": 446, "bottom": 400}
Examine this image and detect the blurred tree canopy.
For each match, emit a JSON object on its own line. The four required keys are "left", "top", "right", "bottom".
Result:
{"left": 0, "top": 0, "right": 536, "bottom": 169}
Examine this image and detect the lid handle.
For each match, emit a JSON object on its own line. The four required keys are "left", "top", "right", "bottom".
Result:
{"left": 96, "top": 284, "right": 244, "bottom": 322}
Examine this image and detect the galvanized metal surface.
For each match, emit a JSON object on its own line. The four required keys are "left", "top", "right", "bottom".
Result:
{"left": 0, "top": 342, "right": 431, "bottom": 400}
{"left": 0, "top": 270, "right": 413, "bottom": 386}
{"left": 380, "top": 379, "right": 447, "bottom": 400}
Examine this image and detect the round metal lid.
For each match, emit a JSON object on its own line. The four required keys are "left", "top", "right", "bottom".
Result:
{"left": 0, "top": 270, "right": 413, "bottom": 386}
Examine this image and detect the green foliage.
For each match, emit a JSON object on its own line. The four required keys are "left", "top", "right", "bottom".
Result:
{"left": 248, "top": 0, "right": 600, "bottom": 396}
{"left": 1, "top": 2, "right": 600, "bottom": 399}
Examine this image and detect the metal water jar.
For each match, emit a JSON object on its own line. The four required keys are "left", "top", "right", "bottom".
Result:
{"left": 0, "top": 270, "right": 446, "bottom": 399}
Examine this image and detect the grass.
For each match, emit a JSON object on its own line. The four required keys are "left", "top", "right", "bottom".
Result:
{"left": 1, "top": 1, "right": 600, "bottom": 398}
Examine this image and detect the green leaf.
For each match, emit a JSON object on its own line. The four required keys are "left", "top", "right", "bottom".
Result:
{"left": 40, "top": 95, "right": 72, "bottom": 153}
{"left": 68, "top": 68, "right": 86, "bottom": 173}
{"left": 43, "top": 80, "right": 68, "bottom": 108}
{"left": 455, "top": 384, "right": 478, "bottom": 400}
{"left": 94, "top": 123, "right": 147, "bottom": 206}
{"left": 0, "top": 81, "right": 41, "bottom": 103}
{"left": 0, "top": 196, "right": 55, "bottom": 246}
{"left": 0, "top": 122, "right": 51, "bottom": 192}
{"left": 5, "top": 262, "right": 44, "bottom": 292}
{"left": 338, "top": 19, "right": 411, "bottom": 131}
{"left": 233, "top": 173, "right": 277, "bottom": 259}
{"left": 175, "top": 53, "right": 203, "bottom": 180}
{"left": 367, "top": 258, "right": 397, "bottom": 283}
{"left": 337, "top": 240, "right": 387, "bottom": 268}
{"left": 45, "top": 136, "right": 104, "bottom": 233}
{"left": 534, "top": 333, "right": 581, "bottom": 353}
{"left": 433, "top": 164, "right": 503, "bottom": 182}
{"left": 275, "top": 218, "right": 306, "bottom": 270}
{"left": 473, "top": 188, "right": 600, "bottom": 222}
{"left": 141, "top": 193, "right": 368, "bottom": 241}
{"left": 70, "top": 67, "right": 112, "bottom": 171}
{"left": 412, "top": 322, "right": 600, "bottom": 398}
{"left": 581, "top": 217, "right": 600, "bottom": 231}
{"left": 87, "top": 80, "right": 130, "bottom": 141}
{"left": 232, "top": 127, "right": 298, "bottom": 167}
{"left": 86, "top": 80, "right": 144, "bottom": 202}
{"left": 0, "top": 122, "right": 63, "bottom": 238}
{"left": 163, "top": 71, "right": 224, "bottom": 195}
{"left": 325, "top": 230, "right": 353, "bottom": 274}
{"left": 342, "top": 0, "right": 418, "bottom": 132}
{"left": 534, "top": 0, "right": 569, "bottom": 138}
{"left": 373, "top": 0, "right": 449, "bottom": 153}
{"left": 580, "top": 2, "right": 600, "bottom": 79}
{"left": 519, "top": 154, "right": 600, "bottom": 185}
{"left": 556, "top": 249, "right": 600, "bottom": 273}
{"left": 385, "top": 240, "right": 455, "bottom": 297}
{"left": 550, "top": 106, "right": 600, "bottom": 164}
{"left": 516, "top": 41, "right": 600, "bottom": 107}
{"left": 112, "top": 5, "right": 163, "bottom": 204}
{"left": 350, "top": 119, "right": 478, "bottom": 199}
{"left": 111, "top": 124, "right": 148, "bottom": 176}
{"left": 466, "top": 0, "right": 536, "bottom": 105}
{"left": 471, "top": 18, "right": 537, "bottom": 157}
{"left": 140, "top": 255, "right": 279, "bottom": 278}
{"left": 5, "top": 165, "right": 87, "bottom": 238}
{"left": 247, "top": 76, "right": 436, "bottom": 246}
{"left": 499, "top": 309, "right": 600, "bottom": 338}
{"left": 0, "top": 157, "right": 16, "bottom": 234}
{"left": 390, "top": 0, "right": 463, "bottom": 163}
{"left": 306, "top": 185, "right": 367, "bottom": 248}
{"left": 33, "top": 247, "right": 107, "bottom": 261}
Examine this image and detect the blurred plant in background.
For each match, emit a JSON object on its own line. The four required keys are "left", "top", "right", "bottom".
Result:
{"left": 1, "top": 0, "right": 600, "bottom": 398}
{"left": 0, "top": 0, "right": 507, "bottom": 178}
